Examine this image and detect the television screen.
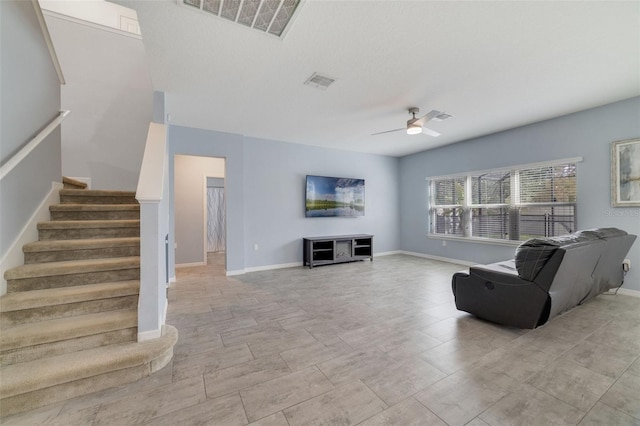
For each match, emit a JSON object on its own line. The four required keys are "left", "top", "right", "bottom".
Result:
{"left": 305, "top": 175, "right": 365, "bottom": 217}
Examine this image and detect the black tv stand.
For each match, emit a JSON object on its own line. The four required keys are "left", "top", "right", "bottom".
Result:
{"left": 303, "top": 234, "right": 373, "bottom": 268}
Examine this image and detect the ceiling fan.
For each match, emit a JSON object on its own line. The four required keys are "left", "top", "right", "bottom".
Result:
{"left": 372, "top": 107, "right": 452, "bottom": 137}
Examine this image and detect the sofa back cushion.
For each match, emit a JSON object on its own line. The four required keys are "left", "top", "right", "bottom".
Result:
{"left": 514, "top": 239, "right": 559, "bottom": 281}
{"left": 514, "top": 232, "right": 600, "bottom": 281}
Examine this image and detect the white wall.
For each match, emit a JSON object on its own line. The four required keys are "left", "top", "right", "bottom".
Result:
{"left": 174, "top": 155, "right": 225, "bottom": 265}
{"left": 40, "top": 0, "right": 140, "bottom": 35}
{"left": 44, "top": 12, "right": 153, "bottom": 190}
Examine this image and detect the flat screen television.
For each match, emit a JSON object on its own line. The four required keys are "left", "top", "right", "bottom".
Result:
{"left": 305, "top": 175, "right": 365, "bottom": 217}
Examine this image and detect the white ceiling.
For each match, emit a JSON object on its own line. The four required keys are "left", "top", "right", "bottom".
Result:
{"left": 118, "top": 0, "right": 640, "bottom": 157}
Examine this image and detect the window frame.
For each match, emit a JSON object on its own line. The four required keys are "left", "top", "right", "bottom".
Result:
{"left": 427, "top": 157, "right": 582, "bottom": 246}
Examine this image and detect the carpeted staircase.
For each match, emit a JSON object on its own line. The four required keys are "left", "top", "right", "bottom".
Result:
{"left": 0, "top": 178, "right": 177, "bottom": 417}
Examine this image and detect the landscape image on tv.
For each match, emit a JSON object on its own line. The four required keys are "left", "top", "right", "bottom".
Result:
{"left": 306, "top": 175, "right": 365, "bottom": 217}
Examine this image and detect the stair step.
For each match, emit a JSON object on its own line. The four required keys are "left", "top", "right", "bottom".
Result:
{"left": 38, "top": 220, "right": 140, "bottom": 240}
{"left": 50, "top": 204, "right": 139, "bottom": 221}
{"left": 62, "top": 177, "right": 88, "bottom": 189}
{"left": 1, "top": 329, "right": 137, "bottom": 367}
{"left": 60, "top": 189, "right": 137, "bottom": 205}
{"left": 0, "top": 309, "right": 137, "bottom": 352}
{"left": 23, "top": 237, "right": 140, "bottom": 263}
{"left": 0, "top": 281, "right": 139, "bottom": 326}
{"left": 0, "top": 325, "right": 178, "bottom": 417}
{"left": 5, "top": 257, "right": 140, "bottom": 292}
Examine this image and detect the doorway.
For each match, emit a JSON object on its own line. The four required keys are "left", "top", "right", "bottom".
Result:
{"left": 206, "top": 177, "right": 226, "bottom": 253}
{"left": 173, "top": 155, "right": 225, "bottom": 270}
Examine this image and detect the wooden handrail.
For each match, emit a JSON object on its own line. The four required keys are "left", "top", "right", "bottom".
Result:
{"left": 0, "top": 110, "right": 69, "bottom": 181}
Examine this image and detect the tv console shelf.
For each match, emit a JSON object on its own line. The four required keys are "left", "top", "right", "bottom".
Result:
{"left": 303, "top": 234, "right": 373, "bottom": 269}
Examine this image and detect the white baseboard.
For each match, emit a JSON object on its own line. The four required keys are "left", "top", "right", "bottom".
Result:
{"left": 0, "top": 181, "right": 62, "bottom": 296}
{"left": 374, "top": 250, "right": 402, "bottom": 257}
{"left": 397, "top": 250, "right": 476, "bottom": 267}
{"left": 244, "top": 261, "right": 302, "bottom": 273}
{"left": 138, "top": 328, "right": 162, "bottom": 342}
{"left": 614, "top": 287, "right": 640, "bottom": 298}
{"left": 175, "top": 261, "right": 205, "bottom": 268}
{"left": 226, "top": 261, "right": 303, "bottom": 276}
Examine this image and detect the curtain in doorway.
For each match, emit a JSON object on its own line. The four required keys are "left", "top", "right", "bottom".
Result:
{"left": 207, "top": 187, "right": 226, "bottom": 252}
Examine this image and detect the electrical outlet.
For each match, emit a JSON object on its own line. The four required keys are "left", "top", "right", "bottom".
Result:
{"left": 623, "top": 258, "right": 631, "bottom": 272}
{"left": 442, "top": 240, "right": 447, "bottom": 247}
{"left": 254, "top": 243, "right": 259, "bottom": 251}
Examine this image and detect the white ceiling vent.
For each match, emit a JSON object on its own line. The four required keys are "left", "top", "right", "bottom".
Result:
{"left": 304, "top": 73, "right": 336, "bottom": 90}
{"left": 433, "top": 112, "right": 453, "bottom": 121}
{"left": 181, "top": 0, "right": 302, "bottom": 38}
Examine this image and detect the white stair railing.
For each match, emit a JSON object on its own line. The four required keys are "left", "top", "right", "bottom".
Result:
{"left": 0, "top": 110, "right": 69, "bottom": 181}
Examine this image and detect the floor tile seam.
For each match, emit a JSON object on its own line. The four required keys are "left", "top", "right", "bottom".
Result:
{"left": 582, "top": 332, "right": 640, "bottom": 359}
{"left": 238, "top": 375, "right": 337, "bottom": 422}
{"left": 603, "top": 398, "right": 640, "bottom": 422}
{"left": 130, "top": 376, "right": 209, "bottom": 425}
{"left": 546, "top": 356, "right": 617, "bottom": 383}
{"left": 525, "top": 373, "right": 603, "bottom": 415}
{"left": 624, "top": 354, "right": 640, "bottom": 378}
{"left": 545, "top": 340, "right": 637, "bottom": 392}
{"left": 581, "top": 399, "right": 636, "bottom": 425}
{"left": 234, "top": 389, "right": 251, "bottom": 425}
{"left": 594, "top": 367, "right": 640, "bottom": 421}
{"left": 409, "top": 396, "right": 453, "bottom": 426}
{"left": 361, "top": 370, "right": 438, "bottom": 409}
{"left": 475, "top": 385, "right": 534, "bottom": 426}
{"left": 571, "top": 342, "right": 640, "bottom": 379}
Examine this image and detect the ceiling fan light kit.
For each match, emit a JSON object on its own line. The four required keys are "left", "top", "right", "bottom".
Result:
{"left": 372, "top": 107, "right": 451, "bottom": 137}
{"left": 407, "top": 123, "right": 422, "bottom": 135}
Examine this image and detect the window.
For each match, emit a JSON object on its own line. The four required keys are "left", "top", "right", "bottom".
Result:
{"left": 428, "top": 158, "right": 580, "bottom": 243}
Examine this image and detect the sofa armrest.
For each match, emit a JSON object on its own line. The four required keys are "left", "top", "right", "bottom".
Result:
{"left": 452, "top": 263, "right": 551, "bottom": 328}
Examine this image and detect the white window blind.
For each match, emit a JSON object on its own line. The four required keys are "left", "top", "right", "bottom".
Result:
{"left": 428, "top": 158, "right": 580, "bottom": 242}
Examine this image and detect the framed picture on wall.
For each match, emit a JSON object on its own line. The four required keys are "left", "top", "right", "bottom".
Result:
{"left": 611, "top": 138, "right": 640, "bottom": 207}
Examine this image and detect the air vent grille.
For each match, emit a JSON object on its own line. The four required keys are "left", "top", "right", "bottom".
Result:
{"left": 182, "top": 0, "right": 301, "bottom": 38}
{"left": 434, "top": 112, "right": 453, "bottom": 121}
{"left": 304, "top": 73, "right": 336, "bottom": 90}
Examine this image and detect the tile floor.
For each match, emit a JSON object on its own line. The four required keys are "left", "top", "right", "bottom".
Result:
{"left": 2, "top": 253, "right": 640, "bottom": 425}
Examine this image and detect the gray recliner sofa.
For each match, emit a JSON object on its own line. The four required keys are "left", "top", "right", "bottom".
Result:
{"left": 451, "top": 228, "right": 636, "bottom": 329}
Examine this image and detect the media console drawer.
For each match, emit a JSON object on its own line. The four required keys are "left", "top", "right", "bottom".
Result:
{"left": 303, "top": 234, "right": 373, "bottom": 268}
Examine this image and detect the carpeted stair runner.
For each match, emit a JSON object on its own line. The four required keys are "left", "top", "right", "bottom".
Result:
{"left": 0, "top": 181, "right": 177, "bottom": 417}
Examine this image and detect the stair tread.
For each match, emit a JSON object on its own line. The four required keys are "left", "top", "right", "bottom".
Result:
{"left": 50, "top": 204, "right": 140, "bottom": 211}
{"left": 4, "top": 257, "right": 140, "bottom": 280}
{"left": 0, "top": 281, "right": 139, "bottom": 312}
{"left": 0, "top": 309, "right": 138, "bottom": 351}
{"left": 38, "top": 220, "right": 140, "bottom": 229}
{"left": 23, "top": 237, "right": 140, "bottom": 252}
{"left": 0, "top": 325, "right": 177, "bottom": 399}
{"left": 59, "top": 189, "right": 137, "bottom": 197}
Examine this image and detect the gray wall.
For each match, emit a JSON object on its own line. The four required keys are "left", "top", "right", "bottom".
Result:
{"left": 173, "top": 155, "right": 224, "bottom": 265}
{"left": 168, "top": 126, "right": 245, "bottom": 274}
{"left": 168, "top": 125, "right": 400, "bottom": 274}
{"left": 44, "top": 14, "right": 153, "bottom": 190}
{"left": 399, "top": 97, "right": 640, "bottom": 291}
{"left": 243, "top": 136, "right": 400, "bottom": 268}
{"left": 1, "top": 0, "right": 61, "bottom": 257}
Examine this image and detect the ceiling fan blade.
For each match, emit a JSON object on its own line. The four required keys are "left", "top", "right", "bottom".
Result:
{"left": 371, "top": 127, "right": 405, "bottom": 136}
{"left": 422, "top": 127, "right": 440, "bottom": 137}
{"left": 415, "top": 110, "right": 441, "bottom": 126}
